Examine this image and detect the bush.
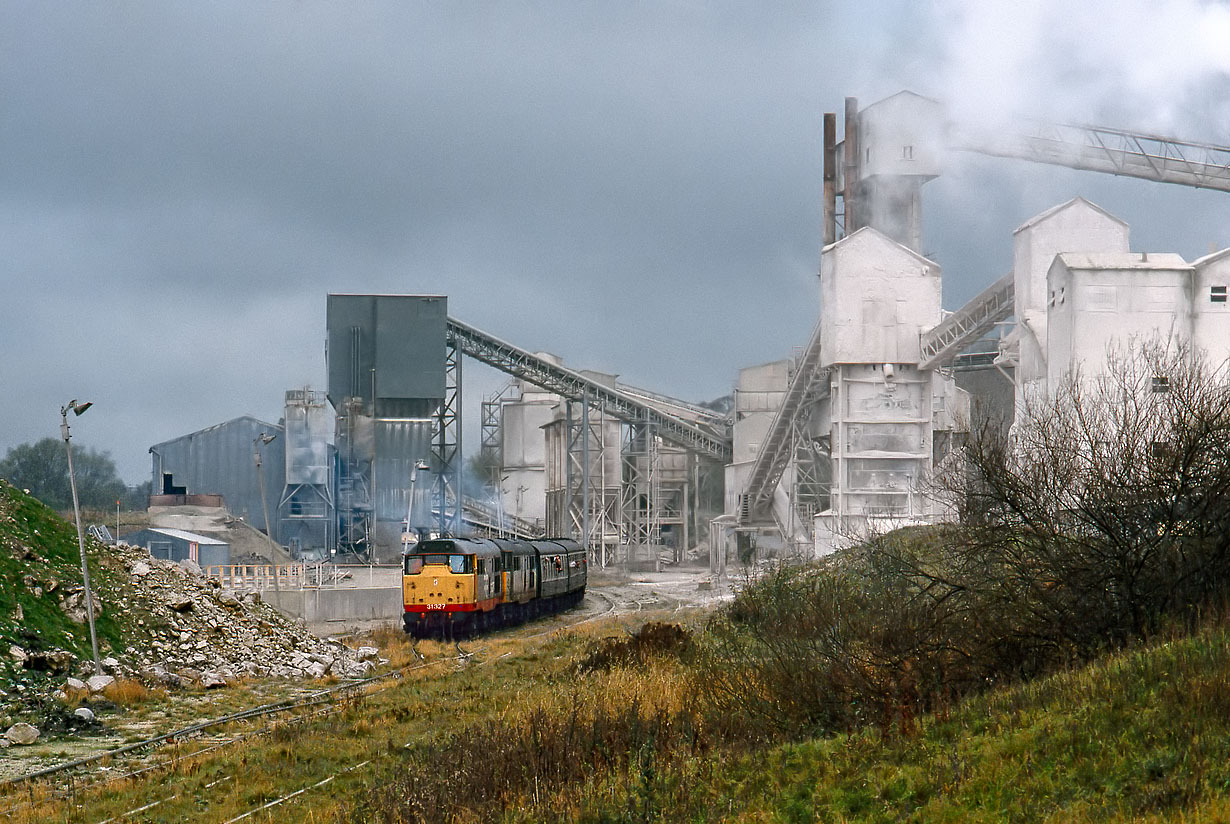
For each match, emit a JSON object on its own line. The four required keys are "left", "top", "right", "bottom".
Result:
{"left": 692, "top": 343, "right": 1230, "bottom": 744}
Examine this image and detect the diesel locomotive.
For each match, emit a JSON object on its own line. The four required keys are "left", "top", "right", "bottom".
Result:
{"left": 401, "top": 537, "right": 587, "bottom": 637}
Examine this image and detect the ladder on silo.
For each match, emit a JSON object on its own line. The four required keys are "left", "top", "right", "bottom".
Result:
{"left": 918, "top": 273, "right": 1015, "bottom": 370}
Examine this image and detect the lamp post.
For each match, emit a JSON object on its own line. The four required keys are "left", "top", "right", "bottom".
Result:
{"left": 253, "top": 433, "right": 278, "bottom": 595}
{"left": 403, "top": 460, "right": 431, "bottom": 550}
{"left": 497, "top": 474, "right": 510, "bottom": 539}
{"left": 60, "top": 399, "right": 102, "bottom": 676}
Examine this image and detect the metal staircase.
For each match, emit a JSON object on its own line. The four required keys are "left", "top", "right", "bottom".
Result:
{"left": 446, "top": 318, "right": 732, "bottom": 462}
{"left": 739, "top": 321, "right": 829, "bottom": 524}
{"left": 919, "top": 273, "right": 1014, "bottom": 370}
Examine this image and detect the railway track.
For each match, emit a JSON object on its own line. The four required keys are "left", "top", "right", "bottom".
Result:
{"left": 0, "top": 587, "right": 625, "bottom": 823}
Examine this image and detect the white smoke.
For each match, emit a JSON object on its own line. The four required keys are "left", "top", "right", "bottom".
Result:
{"left": 935, "top": 0, "right": 1230, "bottom": 139}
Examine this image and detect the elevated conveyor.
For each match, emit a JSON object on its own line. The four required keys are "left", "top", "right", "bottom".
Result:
{"left": 739, "top": 321, "right": 829, "bottom": 524}
{"left": 461, "top": 496, "right": 544, "bottom": 540}
{"left": 918, "top": 273, "right": 1014, "bottom": 370}
{"left": 446, "top": 318, "right": 732, "bottom": 463}
{"left": 951, "top": 122, "right": 1230, "bottom": 193}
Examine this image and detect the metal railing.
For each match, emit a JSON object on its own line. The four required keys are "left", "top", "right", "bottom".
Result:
{"left": 205, "top": 563, "right": 401, "bottom": 592}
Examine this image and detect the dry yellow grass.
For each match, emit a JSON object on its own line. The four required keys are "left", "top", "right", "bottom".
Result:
{"left": 100, "top": 678, "right": 165, "bottom": 705}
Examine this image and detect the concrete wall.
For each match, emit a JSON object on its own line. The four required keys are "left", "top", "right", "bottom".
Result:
{"left": 266, "top": 586, "right": 403, "bottom": 625}
{"left": 813, "top": 227, "right": 966, "bottom": 554}
{"left": 819, "top": 228, "right": 941, "bottom": 367}
{"left": 1193, "top": 249, "right": 1230, "bottom": 376}
{"left": 732, "top": 360, "right": 789, "bottom": 465}
{"left": 1047, "top": 252, "right": 1194, "bottom": 394}
{"left": 1011, "top": 199, "right": 1130, "bottom": 426}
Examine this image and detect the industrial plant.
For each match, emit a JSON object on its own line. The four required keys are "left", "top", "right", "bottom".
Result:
{"left": 142, "top": 91, "right": 1230, "bottom": 572}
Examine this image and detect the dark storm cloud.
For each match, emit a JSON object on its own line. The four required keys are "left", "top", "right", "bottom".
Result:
{"left": 3, "top": 1, "right": 1229, "bottom": 482}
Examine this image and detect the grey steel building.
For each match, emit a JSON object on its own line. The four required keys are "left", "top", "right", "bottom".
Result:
{"left": 149, "top": 416, "right": 286, "bottom": 540}
{"left": 327, "top": 294, "right": 449, "bottom": 560}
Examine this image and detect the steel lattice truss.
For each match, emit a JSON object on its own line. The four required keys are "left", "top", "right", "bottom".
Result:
{"left": 431, "top": 342, "right": 463, "bottom": 536}
{"left": 446, "top": 318, "right": 732, "bottom": 462}
{"left": 620, "top": 418, "right": 660, "bottom": 546}
{"left": 919, "top": 273, "right": 1015, "bottom": 370}
{"left": 952, "top": 122, "right": 1230, "bottom": 192}
{"left": 563, "top": 398, "right": 618, "bottom": 552}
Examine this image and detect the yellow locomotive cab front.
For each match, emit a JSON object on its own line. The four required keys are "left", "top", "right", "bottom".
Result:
{"left": 403, "top": 553, "right": 476, "bottom": 611}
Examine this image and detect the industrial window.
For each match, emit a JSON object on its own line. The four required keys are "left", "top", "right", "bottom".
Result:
{"left": 1151, "top": 375, "right": 1171, "bottom": 393}
{"left": 1213, "top": 285, "right": 1228, "bottom": 303}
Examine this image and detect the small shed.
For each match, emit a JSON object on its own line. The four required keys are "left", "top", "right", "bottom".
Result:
{"left": 125, "top": 528, "right": 230, "bottom": 568}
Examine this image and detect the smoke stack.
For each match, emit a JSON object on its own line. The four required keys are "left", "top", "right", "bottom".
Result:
{"left": 843, "top": 97, "right": 861, "bottom": 234}
{"left": 823, "top": 112, "right": 837, "bottom": 246}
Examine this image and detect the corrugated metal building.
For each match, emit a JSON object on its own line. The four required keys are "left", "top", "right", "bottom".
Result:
{"left": 327, "top": 294, "right": 447, "bottom": 559}
{"left": 149, "top": 416, "right": 286, "bottom": 540}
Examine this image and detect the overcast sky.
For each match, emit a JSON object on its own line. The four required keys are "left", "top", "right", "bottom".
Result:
{"left": 4, "top": 1, "right": 1230, "bottom": 484}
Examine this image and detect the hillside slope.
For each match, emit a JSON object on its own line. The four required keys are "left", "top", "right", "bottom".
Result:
{"left": 0, "top": 480, "right": 375, "bottom": 738}
{"left": 614, "top": 620, "right": 1230, "bottom": 822}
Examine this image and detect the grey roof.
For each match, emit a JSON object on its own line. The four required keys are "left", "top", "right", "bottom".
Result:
{"left": 1190, "top": 246, "right": 1230, "bottom": 268}
{"left": 145, "top": 527, "right": 228, "bottom": 545}
{"left": 1053, "top": 252, "right": 1190, "bottom": 271}
{"left": 1013, "top": 197, "right": 1128, "bottom": 234}
{"left": 148, "top": 415, "right": 282, "bottom": 452}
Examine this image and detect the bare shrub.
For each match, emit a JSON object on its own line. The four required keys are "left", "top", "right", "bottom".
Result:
{"left": 936, "top": 341, "right": 1230, "bottom": 652}
{"left": 693, "top": 342, "right": 1230, "bottom": 742}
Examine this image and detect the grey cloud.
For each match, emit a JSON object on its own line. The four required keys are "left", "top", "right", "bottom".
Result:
{"left": 3, "top": 1, "right": 1228, "bottom": 482}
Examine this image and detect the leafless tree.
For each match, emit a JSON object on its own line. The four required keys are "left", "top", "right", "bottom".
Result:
{"left": 934, "top": 340, "right": 1230, "bottom": 654}
{"left": 692, "top": 342, "right": 1230, "bottom": 741}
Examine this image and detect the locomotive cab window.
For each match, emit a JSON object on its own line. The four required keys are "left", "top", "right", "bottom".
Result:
{"left": 413, "top": 554, "right": 473, "bottom": 574}
{"left": 403, "top": 556, "right": 423, "bottom": 575}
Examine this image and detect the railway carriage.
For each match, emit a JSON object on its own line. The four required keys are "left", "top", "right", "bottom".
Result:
{"left": 402, "top": 537, "right": 587, "bottom": 637}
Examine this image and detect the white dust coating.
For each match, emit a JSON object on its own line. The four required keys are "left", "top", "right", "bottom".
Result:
{"left": 935, "top": 0, "right": 1230, "bottom": 136}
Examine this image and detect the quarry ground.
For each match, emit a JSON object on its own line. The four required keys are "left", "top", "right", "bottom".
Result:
{"left": 0, "top": 564, "right": 733, "bottom": 783}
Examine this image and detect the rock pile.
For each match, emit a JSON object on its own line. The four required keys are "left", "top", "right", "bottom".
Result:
{"left": 7, "top": 542, "right": 385, "bottom": 691}
{"left": 91, "top": 544, "right": 384, "bottom": 686}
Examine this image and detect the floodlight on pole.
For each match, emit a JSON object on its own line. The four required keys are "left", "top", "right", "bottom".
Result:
{"left": 402, "top": 460, "right": 431, "bottom": 551}
{"left": 253, "top": 433, "right": 279, "bottom": 596}
{"left": 60, "top": 399, "right": 102, "bottom": 676}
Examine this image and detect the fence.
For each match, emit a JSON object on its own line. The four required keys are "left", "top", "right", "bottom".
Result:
{"left": 204, "top": 563, "right": 401, "bottom": 593}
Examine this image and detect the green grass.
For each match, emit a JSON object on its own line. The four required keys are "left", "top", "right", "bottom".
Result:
{"left": 0, "top": 480, "right": 125, "bottom": 667}
{"left": 5, "top": 483, "right": 1229, "bottom": 822}
{"left": 561, "top": 621, "right": 1230, "bottom": 823}
{"left": 4, "top": 613, "right": 1230, "bottom": 822}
